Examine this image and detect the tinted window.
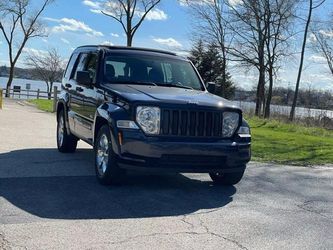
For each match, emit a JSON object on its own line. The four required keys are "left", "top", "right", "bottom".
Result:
{"left": 85, "top": 53, "right": 98, "bottom": 83}
{"left": 103, "top": 54, "right": 203, "bottom": 90}
{"left": 73, "top": 53, "right": 89, "bottom": 80}
{"left": 64, "top": 53, "right": 78, "bottom": 79}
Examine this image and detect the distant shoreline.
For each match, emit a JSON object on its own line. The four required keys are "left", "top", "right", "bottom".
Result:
{"left": 0, "top": 77, "right": 61, "bottom": 92}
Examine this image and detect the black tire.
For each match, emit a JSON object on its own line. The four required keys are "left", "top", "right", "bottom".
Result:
{"left": 57, "top": 110, "right": 78, "bottom": 153}
{"left": 94, "top": 125, "right": 125, "bottom": 185}
{"left": 209, "top": 167, "right": 245, "bottom": 185}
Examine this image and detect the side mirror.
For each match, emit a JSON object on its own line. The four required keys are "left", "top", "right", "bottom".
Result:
{"left": 206, "top": 82, "right": 216, "bottom": 94}
{"left": 76, "top": 71, "right": 92, "bottom": 87}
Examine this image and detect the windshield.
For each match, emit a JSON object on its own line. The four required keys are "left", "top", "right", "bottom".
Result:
{"left": 103, "top": 54, "right": 204, "bottom": 90}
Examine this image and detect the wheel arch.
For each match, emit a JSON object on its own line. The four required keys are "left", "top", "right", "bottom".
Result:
{"left": 56, "top": 100, "right": 71, "bottom": 135}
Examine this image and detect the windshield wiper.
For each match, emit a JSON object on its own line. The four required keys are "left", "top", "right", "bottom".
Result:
{"left": 110, "top": 81, "right": 157, "bottom": 86}
{"left": 127, "top": 81, "right": 157, "bottom": 86}
{"left": 169, "top": 82, "right": 194, "bottom": 90}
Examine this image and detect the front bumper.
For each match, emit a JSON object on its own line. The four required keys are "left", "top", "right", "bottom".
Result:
{"left": 113, "top": 130, "right": 251, "bottom": 173}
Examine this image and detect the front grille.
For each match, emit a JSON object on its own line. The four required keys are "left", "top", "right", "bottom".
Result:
{"left": 161, "top": 109, "right": 224, "bottom": 137}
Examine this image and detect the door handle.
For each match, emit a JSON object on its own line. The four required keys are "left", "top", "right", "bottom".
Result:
{"left": 65, "top": 83, "right": 72, "bottom": 88}
{"left": 76, "top": 87, "right": 83, "bottom": 92}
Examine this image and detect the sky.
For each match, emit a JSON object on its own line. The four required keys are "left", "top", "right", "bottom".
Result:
{"left": 0, "top": 0, "right": 332, "bottom": 91}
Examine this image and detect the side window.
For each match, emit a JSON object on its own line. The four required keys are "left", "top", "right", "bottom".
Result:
{"left": 72, "top": 53, "right": 88, "bottom": 80}
{"left": 85, "top": 53, "right": 98, "bottom": 82}
{"left": 64, "top": 53, "right": 78, "bottom": 79}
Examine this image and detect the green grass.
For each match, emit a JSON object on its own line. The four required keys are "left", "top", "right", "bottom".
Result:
{"left": 28, "top": 99, "right": 53, "bottom": 112}
{"left": 248, "top": 117, "right": 333, "bottom": 166}
{"left": 27, "top": 99, "right": 333, "bottom": 166}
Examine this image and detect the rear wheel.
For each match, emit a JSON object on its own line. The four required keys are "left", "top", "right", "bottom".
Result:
{"left": 94, "top": 125, "right": 125, "bottom": 185}
{"left": 57, "top": 110, "right": 78, "bottom": 153}
{"left": 209, "top": 167, "right": 245, "bottom": 185}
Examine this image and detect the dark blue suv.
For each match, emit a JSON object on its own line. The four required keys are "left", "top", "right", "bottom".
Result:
{"left": 56, "top": 45, "right": 251, "bottom": 185}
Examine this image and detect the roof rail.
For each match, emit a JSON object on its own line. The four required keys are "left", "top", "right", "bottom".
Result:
{"left": 77, "top": 45, "right": 177, "bottom": 56}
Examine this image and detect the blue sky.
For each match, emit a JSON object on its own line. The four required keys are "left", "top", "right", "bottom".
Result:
{"left": 0, "top": 0, "right": 332, "bottom": 91}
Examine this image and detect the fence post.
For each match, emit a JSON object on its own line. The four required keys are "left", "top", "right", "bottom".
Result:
{"left": 0, "top": 88, "right": 3, "bottom": 109}
{"left": 37, "top": 89, "right": 40, "bottom": 99}
{"left": 53, "top": 86, "right": 58, "bottom": 113}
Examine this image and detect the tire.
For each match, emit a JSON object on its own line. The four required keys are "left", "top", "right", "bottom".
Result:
{"left": 57, "top": 110, "right": 78, "bottom": 153}
{"left": 94, "top": 125, "right": 125, "bottom": 185}
{"left": 209, "top": 167, "right": 245, "bottom": 186}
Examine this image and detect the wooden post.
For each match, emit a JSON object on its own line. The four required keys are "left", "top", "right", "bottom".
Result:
{"left": 53, "top": 86, "right": 58, "bottom": 113}
{"left": 0, "top": 88, "right": 3, "bottom": 109}
{"left": 37, "top": 89, "right": 40, "bottom": 99}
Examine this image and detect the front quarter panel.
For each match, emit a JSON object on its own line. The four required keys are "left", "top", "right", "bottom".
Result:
{"left": 93, "top": 102, "right": 132, "bottom": 152}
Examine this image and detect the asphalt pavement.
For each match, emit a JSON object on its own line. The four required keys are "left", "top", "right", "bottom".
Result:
{"left": 0, "top": 99, "right": 332, "bottom": 250}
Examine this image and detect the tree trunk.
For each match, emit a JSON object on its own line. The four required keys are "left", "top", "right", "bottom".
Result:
{"left": 5, "top": 66, "right": 15, "bottom": 97}
{"left": 48, "top": 82, "right": 53, "bottom": 100}
{"left": 290, "top": 0, "right": 312, "bottom": 121}
{"left": 255, "top": 65, "right": 265, "bottom": 117}
{"left": 45, "top": 82, "right": 50, "bottom": 100}
{"left": 264, "top": 66, "right": 274, "bottom": 118}
{"left": 127, "top": 34, "right": 132, "bottom": 47}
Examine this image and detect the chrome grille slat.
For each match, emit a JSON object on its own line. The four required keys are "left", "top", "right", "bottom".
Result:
{"left": 161, "top": 108, "right": 228, "bottom": 138}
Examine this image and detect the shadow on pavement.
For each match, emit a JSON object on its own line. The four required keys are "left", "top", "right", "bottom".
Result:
{"left": 0, "top": 148, "right": 236, "bottom": 220}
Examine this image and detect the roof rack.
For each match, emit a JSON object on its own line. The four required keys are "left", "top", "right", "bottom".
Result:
{"left": 77, "top": 45, "right": 177, "bottom": 56}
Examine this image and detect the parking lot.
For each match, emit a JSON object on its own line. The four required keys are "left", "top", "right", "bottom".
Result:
{"left": 0, "top": 99, "right": 332, "bottom": 249}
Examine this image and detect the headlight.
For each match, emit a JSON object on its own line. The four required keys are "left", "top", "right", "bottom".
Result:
{"left": 136, "top": 106, "right": 160, "bottom": 135}
{"left": 222, "top": 112, "right": 240, "bottom": 137}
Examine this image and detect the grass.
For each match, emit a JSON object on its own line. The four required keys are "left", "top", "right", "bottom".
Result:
{"left": 28, "top": 99, "right": 54, "bottom": 113}
{"left": 27, "top": 98, "right": 333, "bottom": 166}
{"left": 248, "top": 116, "right": 333, "bottom": 166}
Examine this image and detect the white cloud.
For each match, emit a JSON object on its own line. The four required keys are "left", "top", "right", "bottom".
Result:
{"left": 179, "top": 0, "right": 214, "bottom": 6}
{"left": 84, "top": 1, "right": 167, "bottom": 21}
{"left": 319, "top": 29, "right": 333, "bottom": 38}
{"left": 228, "top": 0, "right": 243, "bottom": 6}
{"left": 138, "top": 9, "right": 168, "bottom": 21}
{"left": 82, "top": 0, "right": 100, "bottom": 8}
{"left": 61, "top": 38, "right": 70, "bottom": 44}
{"left": 153, "top": 37, "right": 183, "bottom": 48}
{"left": 101, "top": 41, "right": 114, "bottom": 46}
{"left": 45, "top": 17, "right": 104, "bottom": 37}
{"left": 111, "top": 33, "right": 119, "bottom": 37}
{"left": 309, "top": 55, "right": 326, "bottom": 63}
{"left": 23, "top": 48, "right": 48, "bottom": 57}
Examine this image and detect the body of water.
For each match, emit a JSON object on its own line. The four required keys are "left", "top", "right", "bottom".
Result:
{"left": 234, "top": 101, "right": 333, "bottom": 119}
{"left": 0, "top": 77, "right": 61, "bottom": 92}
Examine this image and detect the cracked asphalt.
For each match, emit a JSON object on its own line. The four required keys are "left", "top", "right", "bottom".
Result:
{"left": 0, "top": 99, "right": 332, "bottom": 250}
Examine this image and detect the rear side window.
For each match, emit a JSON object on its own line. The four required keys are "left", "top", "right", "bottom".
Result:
{"left": 74, "top": 53, "right": 89, "bottom": 79}
{"left": 64, "top": 53, "right": 78, "bottom": 79}
{"left": 85, "top": 53, "right": 98, "bottom": 83}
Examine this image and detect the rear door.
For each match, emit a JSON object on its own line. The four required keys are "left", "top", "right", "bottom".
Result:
{"left": 62, "top": 52, "right": 79, "bottom": 130}
{"left": 78, "top": 52, "right": 104, "bottom": 141}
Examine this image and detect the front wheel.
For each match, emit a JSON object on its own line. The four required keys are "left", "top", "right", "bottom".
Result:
{"left": 94, "top": 125, "right": 125, "bottom": 185}
{"left": 209, "top": 167, "right": 245, "bottom": 186}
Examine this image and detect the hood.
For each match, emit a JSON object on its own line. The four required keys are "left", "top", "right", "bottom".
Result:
{"left": 104, "top": 84, "right": 239, "bottom": 109}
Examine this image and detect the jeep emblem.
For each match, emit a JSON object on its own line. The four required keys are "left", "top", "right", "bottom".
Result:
{"left": 188, "top": 100, "right": 199, "bottom": 105}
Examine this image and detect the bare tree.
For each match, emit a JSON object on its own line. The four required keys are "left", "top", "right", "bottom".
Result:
{"left": 225, "top": 0, "right": 270, "bottom": 117}
{"left": 25, "top": 48, "right": 63, "bottom": 99}
{"left": 185, "top": 0, "right": 230, "bottom": 96}
{"left": 0, "top": 0, "right": 53, "bottom": 97}
{"left": 289, "top": 0, "right": 326, "bottom": 121}
{"left": 102, "top": 0, "right": 161, "bottom": 46}
{"left": 263, "top": 0, "right": 296, "bottom": 118}
{"left": 311, "top": 27, "right": 333, "bottom": 76}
